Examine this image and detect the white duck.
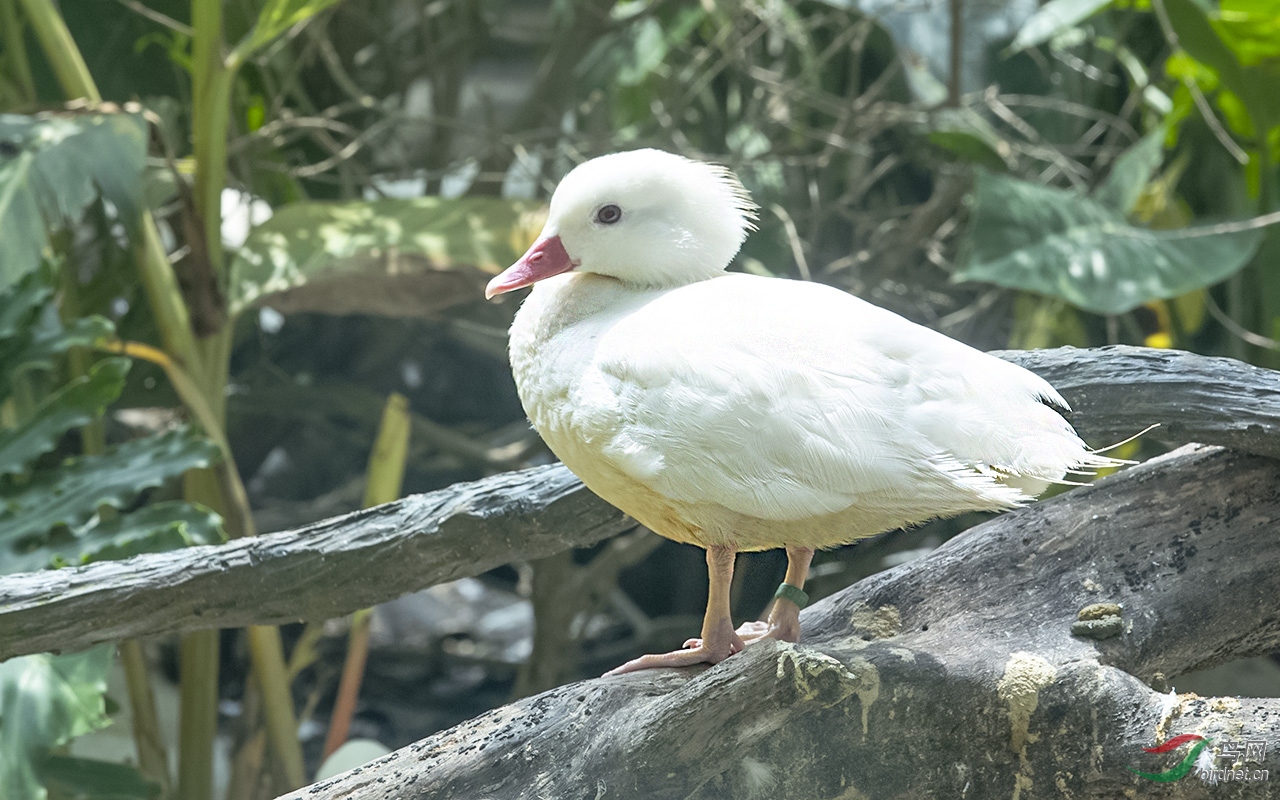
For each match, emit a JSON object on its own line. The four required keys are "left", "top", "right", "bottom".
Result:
{"left": 486, "top": 149, "right": 1122, "bottom": 675}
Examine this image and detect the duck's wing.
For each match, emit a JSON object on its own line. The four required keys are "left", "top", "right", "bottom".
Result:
{"left": 581, "top": 274, "right": 1099, "bottom": 523}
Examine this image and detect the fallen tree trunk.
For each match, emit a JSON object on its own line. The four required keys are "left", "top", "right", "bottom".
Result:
{"left": 284, "top": 444, "right": 1280, "bottom": 799}
{"left": 0, "top": 345, "right": 1276, "bottom": 661}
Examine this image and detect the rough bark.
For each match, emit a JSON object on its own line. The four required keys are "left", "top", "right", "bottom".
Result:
{"left": 998, "top": 345, "right": 1280, "bottom": 459}
{"left": 0, "top": 345, "right": 1276, "bottom": 663}
{"left": 0, "top": 466, "right": 636, "bottom": 660}
{"left": 283, "top": 444, "right": 1280, "bottom": 800}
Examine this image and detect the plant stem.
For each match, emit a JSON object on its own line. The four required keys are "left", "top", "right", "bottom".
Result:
{"left": 947, "top": 0, "right": 962, "bottom": 107}
{"left": 120, "top": 640, "right": 171, "bottom": 796}
{"left": 60, "top": 246, "right": 173, "bottom": 797}
{"left": 322, "top": 394, "right": 410, "bottom": 759}
{"left": 320, "top": 609, "right": 371, "bottom": 760}
{"left": 22, "top": 5, "right": 189, "bottom": 795}
{"left": 136, "top": 217, "right": 205, "bottom": 375}
{"left": 246, "top": 625, "right": 305, "bottom": 789}
{"left": 14, "top": 0, "right": 98, "bottom": 102}
{"left": 191, "top": 0, "right": 230, "bottom": 277}
{"left": 1, "top": 0, "right": 37, "bottom": 103}
{"left": 177, "top": 628, "right": 219, "bottom": 800}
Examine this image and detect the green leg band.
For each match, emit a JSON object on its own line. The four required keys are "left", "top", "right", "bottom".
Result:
{"left": 774, "top": 582, "right": 809, "bottom": 609}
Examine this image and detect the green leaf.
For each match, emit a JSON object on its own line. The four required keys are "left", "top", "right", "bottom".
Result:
{"left": 0, "top": 271, "right": 117, "bottom": 405}
{"left": 618, "top": 18, "right": 668, "bottom": 86}
{"left": 956, "top": 171, "right": 1265, "bottom": 315}
{"left": 0, "top": 273, "right": 51, "bottom": 340}
{"left": 0, "top": 646, "right": 115, "bottom": 800}
{"left": 1009, "top": 0, "right": 1112, "bottom": 52}
{"left": 1092, "top": 127, "right": 1166, "bottom": 214}
{"left": 227, "top": 196, "right": 544, "bottom": 318}
{"left": 0, "top": 113, "right": 147, "bottom": 292}
{"left": 0, "top": 428, "right": 222, "bottom": 553}
{"left": 1217, "top": 0, "right": 1280, "bottom": 65}
{"left": 1164, "top": 0, "right": 1280, "bottom": 130}
{"left": 232, "top": 0, "right": 348, "bottom": 63}
{"left": 0, "top": 314, "right": 115, "bottom": 404}
{"left": 0, "top": 359, "right": 129, "bottom": 478}
{"left": 70, "top": 501, "right": 223, "bottom": 566}
{"left": 5, "top": 501, "right": 223, "bottom": 575}
{"left": 41, "top": 755, "right": 160, "bottom": 799}
{"left": 926, "top": 108, "right": 1016, "bottom": 170}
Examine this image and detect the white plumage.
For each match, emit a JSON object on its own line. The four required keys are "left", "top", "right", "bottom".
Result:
{"left": 487, "top": 149, "right": 1123, "bottom": 674}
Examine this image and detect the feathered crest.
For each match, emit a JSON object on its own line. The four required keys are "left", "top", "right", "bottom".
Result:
{"left": 699, "top": 160, "right": 760, "bottom": 231}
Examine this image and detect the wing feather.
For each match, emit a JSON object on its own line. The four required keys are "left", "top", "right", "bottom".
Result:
{"left": 572, "top": 274, "right": 1087, "bottom": 522}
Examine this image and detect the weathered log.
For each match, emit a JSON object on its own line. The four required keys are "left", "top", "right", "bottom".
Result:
{"left": 999, "top": 345, "right": 1280, "bottom": 459}
{"left": 0, "top": 345, "right": 1276, "bottom": 662}
{"left": 284, "top": 444, "right": 1280, "bottom": 800}
{"left": 0, "top": 466, "right": 636, "bottom": 660}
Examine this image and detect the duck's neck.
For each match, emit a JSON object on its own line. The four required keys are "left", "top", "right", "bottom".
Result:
{"left": 506, "top": 273, "right": 666, "bottom": 392}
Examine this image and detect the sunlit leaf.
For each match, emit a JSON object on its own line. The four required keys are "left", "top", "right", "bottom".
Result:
{"left": 227, "top": 196, "right": 545, "bottom": 318}
{"left": 1164, "top": 0, "right": 1280, "bottom": 130}
{"left": 1009, "top": 0, "right": 1111, "bottom": 52}
{"left": 0, "top": 646, "right": 114, "bottom": 800}
{"left": 0, "top": 112, "right": 147, "bottom": 292}
{"left": 956, "top": 170, "right": 1265, "bottom": 315}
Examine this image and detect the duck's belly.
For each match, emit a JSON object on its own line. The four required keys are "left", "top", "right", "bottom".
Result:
{"left": 544, "top": 427, "right": 951, "bottom": 552}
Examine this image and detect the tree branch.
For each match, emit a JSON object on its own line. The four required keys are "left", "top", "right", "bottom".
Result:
{"left": 285, "top": 444, "right": 1280, "bottom": 800}
{"left": 0, "top": 465, "right": 636, "bottom": 660}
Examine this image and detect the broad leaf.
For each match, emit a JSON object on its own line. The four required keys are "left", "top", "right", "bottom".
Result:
{"left": 1, "top": 315, "right": 115, "bottom": 397}
{"left": 0, "top": 428, "right": 221, "bottom": 549}
{"left": 0, "top": 113, "right": 147, "bottom": 292}
{"left": 956, "top": 171, "right": 1265, "bottom": 315}
{"left": 227, "top": 197, "right": 544, "bottom": 317}
{"left": 0, "top": 275, "right": 51, "bottom": 339}
{"left": 233, "top": 0, "right": 348, "bottom": 62}
{"left": 1164, "top": 0, "right": 1280, "bottom": 130}
{"left": 41, "top": 755, "right": 160, "bottom": 799}
{"left": 1010, "top": 0, "right": 1111, "bottom": 52}
{"left": 0, "top": 646, "right": 114, "bottom": 800}
{"left": 1092, "top": 127, "right": 1166, "bottom": 215}
{"left": 0, "top": 271, "right": 117, "bottom": 405}
{"left": 926, "top": 108, "right": 1014, "bottom": 170}
{"left": 73, "top": 501, "right": 221, "bottom": 566}
{"left": 5, "top": 501, "right": 222, "bottom": 575}
{"left": 0, "top": 359, "right": 129, "bottom": 478}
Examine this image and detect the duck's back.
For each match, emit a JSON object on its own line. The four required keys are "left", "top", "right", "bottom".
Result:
{"left": 509, "top": 272, "right": 1099, "bottom": 550}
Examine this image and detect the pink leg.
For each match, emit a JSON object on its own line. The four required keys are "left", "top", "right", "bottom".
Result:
{"left": 606, "top": 546, "right": 744, "bottom": 675}
{"left": 737, "top": 546, "right": 815, "bottom": 644}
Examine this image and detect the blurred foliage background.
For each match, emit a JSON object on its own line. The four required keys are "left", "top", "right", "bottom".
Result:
{"left": 2, "top": 0, "right": 1280, "bottom": 797}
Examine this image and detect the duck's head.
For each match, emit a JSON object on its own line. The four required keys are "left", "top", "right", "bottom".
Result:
{"left": 485, "top": 149, "right": 756, "bottom": 299}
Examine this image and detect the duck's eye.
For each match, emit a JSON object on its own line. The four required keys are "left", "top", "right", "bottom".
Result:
{"left": 595, "top": 204, "right": 622, "bottom": 225}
